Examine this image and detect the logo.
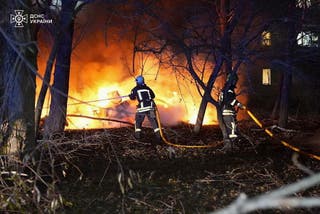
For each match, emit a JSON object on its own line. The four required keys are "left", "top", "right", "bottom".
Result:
{"left": 10, "top": 10, "right": 28, "bottom": 28}
{"left": 10, "top": 10, "right": 53, "bottom": 28}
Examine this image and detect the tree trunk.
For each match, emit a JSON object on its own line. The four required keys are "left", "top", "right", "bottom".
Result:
{"left": 34, "top": 35, "right": 58, "bottom": 137}
{"left": 278, "top": 71, "right": 291, "bottom": 127}
{"left": 193, "top": 0, "right": 231, "bottom": 134}
{"left": 220, "top": 0, "right": 232, "bottom": 74}
{"left": 271, "top": 94, "right": 280, "bottom": 121}
{"left": 193, "top": 57, "right": 224, "bottom": 134}
{"left": 219, "top": 0, "right": 231, "bottom": 141}
{"left": 193, "top": 92, "right": 208, "bottom": 134}
{"left": 278, "top": 5, "right": 296, "bottom": 128}
{"left": 44, "top": 0, "right": 76, "bottom": 137}
{"left": 0, "top": 0, "right": 37, "bottom": 158}
{"left": 271, "top": 74, "right": 283, "bottom": 121}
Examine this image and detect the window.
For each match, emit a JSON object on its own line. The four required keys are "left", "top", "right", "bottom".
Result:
{"left": 262, "top": 31, "right": 271, "bottom": 46}
{"left": 297, "top": 31, "right": 319, "bottom": 47}
{"left": 262, "top": 69, "right": 271, "bottom": 85}
{"left": 296, "top": 0, "right": 311, "bottom": 8}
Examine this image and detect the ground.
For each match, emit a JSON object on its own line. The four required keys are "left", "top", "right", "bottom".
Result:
{"left": 57, "top": 117, "right": 320, "bottom": 214}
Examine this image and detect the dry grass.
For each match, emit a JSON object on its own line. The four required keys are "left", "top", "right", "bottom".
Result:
{"left": 1, "top": 120, "right": 320, "bottom": 213}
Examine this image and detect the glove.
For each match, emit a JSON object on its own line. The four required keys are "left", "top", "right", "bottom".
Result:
{"left": 237, "top": 103, "right": 246, "bottom": 110}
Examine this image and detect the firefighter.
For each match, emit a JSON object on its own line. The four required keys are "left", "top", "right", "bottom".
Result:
{"left": 219, "top": 74, "right": 245, "bottom": 151}
{"left": 129, "top": 75, "right": 161, "bottom": 141}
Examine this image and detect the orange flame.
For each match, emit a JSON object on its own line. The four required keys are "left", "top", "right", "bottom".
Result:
{"left": 36, "top": 32, "right": 246, "bottom": 130}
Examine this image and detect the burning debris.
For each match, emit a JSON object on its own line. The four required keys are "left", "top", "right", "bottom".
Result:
{"left": 105, "top": 101, "right": 134, "bottom": 123}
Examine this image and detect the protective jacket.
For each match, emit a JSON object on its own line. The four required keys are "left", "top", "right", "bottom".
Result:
{"left": 129, "top": 83, "right": 160, "bottom": 140}
{"left": 220, "top": 89, "right": 243, "bottom": 116}
{"left": 129, "top": 84, "right": 155, "bottom": 112}
{"left": 219, "top": 88, "right": 244, "bottom": 140}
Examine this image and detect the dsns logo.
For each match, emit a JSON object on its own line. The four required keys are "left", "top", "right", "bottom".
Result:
{"left": 10, "top": 10, "right": 28, "bottom": 28}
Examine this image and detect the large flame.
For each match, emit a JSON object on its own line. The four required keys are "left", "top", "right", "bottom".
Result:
{"left": 47, "top": 76, "right": 220, "bottom": 129}
{"left": 36, "top": 58, "right": 221, "bottom": 129}
{"left": 35, "top": 10, "right": 246, "bottom": 130}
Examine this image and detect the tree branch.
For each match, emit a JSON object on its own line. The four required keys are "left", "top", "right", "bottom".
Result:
{"left": 210, "top": 172, "right": 320, "bottom": 214}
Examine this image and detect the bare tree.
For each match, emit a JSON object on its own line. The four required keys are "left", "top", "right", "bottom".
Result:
{"left": 43, "top": 0, "right": 77, "bottom": 137}
{"left": 37, "top": 0, "right": 134, "bottom": 138}
{"left": 0, "top": 0, "right": 38, "bottom": 158}
{"left": 34, "top": 0, "right": 60, "bottom": 136}
{"left": 123, "top": 0, "right": 269, "bottom": 142}
{"left": 273, "top": 1, "right": 320, "bottom": 127}
{"left": 117, "top": 0, "right": 320, "bottom": 138}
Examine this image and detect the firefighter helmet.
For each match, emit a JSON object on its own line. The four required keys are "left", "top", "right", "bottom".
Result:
{"left": 227, "top": 73, "right": 238, "bottom": 88}
{"left": 135, "top": 75, "right": 144, "bottom": 85}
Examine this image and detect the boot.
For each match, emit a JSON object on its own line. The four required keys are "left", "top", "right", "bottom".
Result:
{"left": 220, "top": 139, "right": 232, "bottom": 152}
{"left": 134, "top": 131, "right": 141, "bottom": 140}
{"left": 154, "top": 131, "right": 163, "bottom": 145}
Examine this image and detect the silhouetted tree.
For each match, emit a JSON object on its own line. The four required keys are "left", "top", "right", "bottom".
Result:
{"left": 119, "top": 0, "right": 320, "bottom": 138}
{"left": 125, "top": 0, "right": 268, "bottom": 141}
{"left": 0, "top": 0, "right": 38, "bottom": 158}
{"left": 38, "top": 0, "right": 94, "bottom": 137}
{"left": 274, "top": 1, "right": 320, "bottom": 127}
{"left": 43, "top": 0, "right": 77, "bottom": 137}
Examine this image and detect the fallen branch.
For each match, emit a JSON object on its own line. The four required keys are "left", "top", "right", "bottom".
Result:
{"left": 210, "top": 172, "right": 320, "bottom": 214}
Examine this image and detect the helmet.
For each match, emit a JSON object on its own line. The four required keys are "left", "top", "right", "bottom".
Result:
{"left": 226, "top": 73, "right": 238, "bottom": 88}
{"left": 135, "top": 75, "right": 144, "bottom": 85}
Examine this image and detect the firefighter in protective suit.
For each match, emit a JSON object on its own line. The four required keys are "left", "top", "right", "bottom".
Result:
{"left": 219, "top": 74, "right": 245, "bottom": 151}
{"left": 129, "top": 76, "right": 161, "bottom": 141}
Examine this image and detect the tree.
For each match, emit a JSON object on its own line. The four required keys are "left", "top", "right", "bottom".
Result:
{"left": 43, "top": 0, "right": 77, "bottom": 137}
{"left": 193, "top": 0, "right": 233, "bottom": 136}
{"left": 0, "top": 0, "right": 38, "bottom": 158}
{"left": 278, "top": 5, "right": 296, "bottom": 128}
{"left": 272, "top": 0, "right": 320, "bottom": 127}
{"left": 125, "top": 0, "right": 320, "bottom": 138}
{"left": 125, "top": 0, "right": 269, "bottom": 141}
{"left": 38, "top": 0, "right": 95, "bottom": 138}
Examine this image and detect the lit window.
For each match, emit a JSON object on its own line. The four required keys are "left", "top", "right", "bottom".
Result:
{"left": 297, "top": 31, "right": 319, "bottom": 47}
{"left": 262, "top": 31, "right": 271, "bottom": 46}
{"left": 262, "top": 69, "right": 271, "bottom": 85}
{"left": 296, "top": 0, "right": 311, "bottom": 8}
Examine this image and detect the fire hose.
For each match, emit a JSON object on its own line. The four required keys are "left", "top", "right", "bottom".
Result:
{"left": 156, "top": 104, "right": 320, "bottom": 160}
{"left": 66, "top": 93, "right": 320, "bottom": 160}
{"left": 68, "top": 95, "right": 129, "bottom": 106}
{"left": 154, "top": 105, "right": 223, "bottom": 149}
{"left": 245, "top": 107, "right": 320, "bottom": 161}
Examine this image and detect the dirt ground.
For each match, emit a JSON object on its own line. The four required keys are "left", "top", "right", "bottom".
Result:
{"left": 58, "top": 117, "right": 320, "bottom": 213}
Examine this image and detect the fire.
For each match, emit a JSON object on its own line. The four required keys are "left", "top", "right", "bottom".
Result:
{"left": 64, "top": 77, "right": 220, "bottom": 129}
{"left": 37, "top": 70, "right": 220, "bottom": 130}
{"left": 36, "top": 27, "right": 245, "bottom": 130}
{"left": 65, "top": 83, "right": 135, "bottom": 129}
{"left": 33, "top": 2, "right": 250, "bottom": 131}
